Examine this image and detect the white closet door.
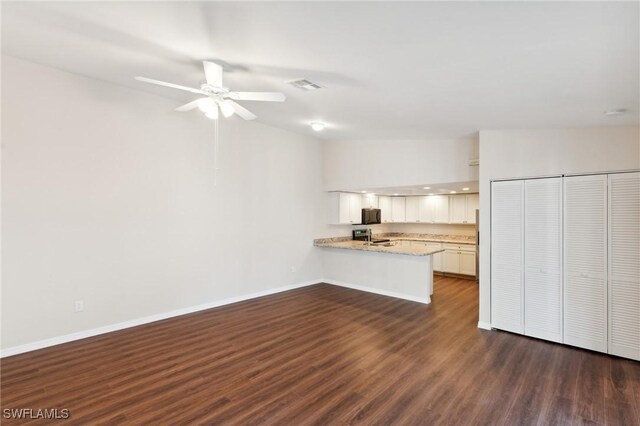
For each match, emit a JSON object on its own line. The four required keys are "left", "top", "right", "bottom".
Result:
{"left": 524, "top": 178, "right": 562, "bottom": 343}
{"left": 491, "top": 180, "right": 524, "bottom": 334}
{"left": 564, "top": 174, "right": 608, "bottom": 353}
{"left": 608, "top": 172, "right": 640, "bottom": 361}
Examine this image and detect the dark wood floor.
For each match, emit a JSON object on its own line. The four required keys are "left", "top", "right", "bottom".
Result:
{"left": 2, "top": 277, "right": 639, "bottom": 425}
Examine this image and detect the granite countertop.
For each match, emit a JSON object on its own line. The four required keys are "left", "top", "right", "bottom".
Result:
{"left": 314, "top": 232, "right": 476, "bottom": 246}
{"left": 314, "top": 239, "right": 445, "bottom": 256}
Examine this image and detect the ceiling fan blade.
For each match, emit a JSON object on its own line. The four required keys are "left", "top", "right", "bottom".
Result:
{"left": 135, "top": 77, "right": 204, "bottom": 94}
{"left": 203, "top": 61, "right": 223, "bottom": 88}
{"left": 175, "top": 98, "right": 206, "bottom": 112}
{"left": 227, "top": 91, "right": 286, "bottom": 102}
{"left": 223, "top": 100, "right": 256, "bottom": 120}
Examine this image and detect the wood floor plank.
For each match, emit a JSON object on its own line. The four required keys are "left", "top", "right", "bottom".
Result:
{"left": 1, "top": 278, "right": 639, "bottom": 425}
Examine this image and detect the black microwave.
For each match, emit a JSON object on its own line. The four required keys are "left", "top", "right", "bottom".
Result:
{"left": 361, "top": 208, "right": 381, "bottom": 225}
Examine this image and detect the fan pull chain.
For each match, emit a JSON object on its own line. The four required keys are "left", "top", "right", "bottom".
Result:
{"left": 213, "top": 118, "right": 220, "bottom": 186}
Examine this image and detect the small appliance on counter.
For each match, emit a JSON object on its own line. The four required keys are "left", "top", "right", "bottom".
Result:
{"left": 361, "top": 208, "right": 381, "bottom": 225}
{"left": 352, "top": 228, "right": 390, "bottom": 244}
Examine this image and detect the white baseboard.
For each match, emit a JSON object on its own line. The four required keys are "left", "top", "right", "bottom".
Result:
{"left": 0, "top": 279, "right": 321, "bottom": 358}
{"left": 477, "top": 321, "right": 492, "bottom": 330}
{"left": 322, "top": 279, "right": 431, "bottom": 304}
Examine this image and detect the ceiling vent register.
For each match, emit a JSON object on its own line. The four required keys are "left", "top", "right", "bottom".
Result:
{"left": 288, "top": 79, "right": 323, "bottom": 91}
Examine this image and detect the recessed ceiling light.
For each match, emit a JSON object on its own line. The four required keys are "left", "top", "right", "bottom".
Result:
{"left": 428, "top": 193, "right": 434, "bottom": 196}
{"left": 462, "top": 187, "right": 470, "bottom": 191}
{"left": 423, "top": 186, "right": 431, "bottom": 189}
{"left": 604, "top": 109, "right": 627, "bottom": 116}
{"left": 393, "top": 193, "right": 399, "bottom": 196}
{"left": 310, "top": 122, "right": 326, "bottom": 131}
{"left": 450, "top": 191, "right": 457, "bottom": 194}
{"left": 361, "top": 190, "right": 367, "bottom": 193}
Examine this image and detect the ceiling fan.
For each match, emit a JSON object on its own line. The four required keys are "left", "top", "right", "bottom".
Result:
{"left": 135, "top": 61, "right": 286, "bottom": 120}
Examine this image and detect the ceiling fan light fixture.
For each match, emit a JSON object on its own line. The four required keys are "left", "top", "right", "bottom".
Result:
{"left": 197, "top": 98, "right": 215, "bottom": 113}
{"left": 310, "top": 122, "right": 326, "bottom": 132}
{"left": 205, "top": 106, "right": 219, "bottom": 120}
{"left": 219, "top": 100, "right": 235, "bottom": 118}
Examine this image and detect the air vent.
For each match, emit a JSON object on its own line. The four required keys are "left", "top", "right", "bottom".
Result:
{"left": 287, "top": 79, "right": 323, "bottom": 91}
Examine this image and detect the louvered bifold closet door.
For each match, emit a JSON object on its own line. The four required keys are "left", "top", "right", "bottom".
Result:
{"left": 608, "top": 172, "right": 640, "bottom": 361}
{"left": 491, "top": 180, "right": 524, "bottom": 334}
{"left": 524, "top": 178, "right": 562, "bottom": 343}
{"left": 564, "top": 175, "right": 608, "bottom": 353}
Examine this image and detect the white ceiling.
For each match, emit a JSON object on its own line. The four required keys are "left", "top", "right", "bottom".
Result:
{"left": 2, "top": 2, "right": 638, "bottom": 140}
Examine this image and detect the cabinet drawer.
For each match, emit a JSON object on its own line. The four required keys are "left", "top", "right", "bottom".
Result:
{"left": 442, "top": 243, "right": 475, "bottom": 252}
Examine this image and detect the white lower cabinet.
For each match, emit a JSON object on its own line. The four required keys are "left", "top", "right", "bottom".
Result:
{"left": 460, "top": 251, "right": 476, "bottom": 276}
{"left": 443, "top": 244, "right": 476, "bottom": 276}
{"left": 412, "top": 241, "right": 443, "bottom": 271}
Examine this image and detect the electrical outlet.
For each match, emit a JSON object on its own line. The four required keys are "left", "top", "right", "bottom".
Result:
{"left": 291, "top": 266, "right": 296, "bottom": 273}
{"left": 75, "top": 300, "right": 84, "bottom": 312}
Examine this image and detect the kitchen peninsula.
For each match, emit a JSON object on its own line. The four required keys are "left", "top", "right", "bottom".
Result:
{"left": 314, "top": 234, "right": 466, "bottom": 304}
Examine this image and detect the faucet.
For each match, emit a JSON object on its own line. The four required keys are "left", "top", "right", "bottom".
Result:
{"left": 366, "top": 228, "right": 372, "bottom": 245}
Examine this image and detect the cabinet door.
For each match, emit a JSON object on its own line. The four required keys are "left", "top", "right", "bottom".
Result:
{"left": 465, "top": 194, "right": 479, "bottom": 224}
{"left": 443, "top": 250, "right": 460, "bottom": 273}
{"left": 391, "top": 197, "right": 406, "bottom": 222}
{"left": 524, "top": 178, "right": 563, "bottom": 343}
{"left": 564, "top": 175, "right": 608, "bottom": 353}
{"left": 338, "top": 193, "right": 351, "bottom": 224}
{"left": 362, "top": 194, "right": 379, "bottom": 209}
{"left": 420, "top": 196, "right": 435, "bottom": 222}
{"left": 491, "top": 180, "right": 524, "bottom": 334}
{"left": 379, "top": 196, "right": 391, "bottom": 223}
{"left": 405, "top": 197, "right": 420, "bottom": 222}
{"left": 608, "top": 172, "right": 640, "bottom": 360}
{"left": 349, "top": 193, "right": 362, "bottom": 224}
{"left": 460, "top": 251, "right": 476, "bottom": 276}
{"left": 449, "top": 195, "right": 466, "bottom": 224}
{"left": 426, "top": 243, "right": 443, "bottom": 271}
{"left": 433, "top": 195, "right": 450, "bottom": 223}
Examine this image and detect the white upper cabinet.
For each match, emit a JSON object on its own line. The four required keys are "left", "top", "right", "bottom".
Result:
{"left": 405, "top": 197, "right": 420, "bottom": 222}
{"left": 391, "top": 197, "right": 406, "bottom": 222}
{"left": 378, "top": 196, "right": 391, "bottom": 223}
{"left": 450, "top": 194, "right": 479, "bottom": 224}
{"left": 524, "top": 178, "right": 563, "bottom": 343}
{"left": 608, "top": 172, "right": 640, "bottom": 361}
{"left": 433, "top": 195, "right": 450, "bottom": 223}
{"left": 419, "top": 196, "right": 435, "bottom": 222}
{"left": 564, "top": 174, "right": 608, "bottom": 353}
{"left": 349, "top": 193, "right": 362, "bottom": 223}
{"left": 328, "top": 192, "right": 363, "bottom": 225}
{"left": 362, "top": 193, "right": 379, "bottom": 209}
{"left": 421, "top": 195, "right": 450, "bottom": 223}
{"left": 449, "top": 195, "right": 467, "bottom": 224}
{"left": 465, "top": 194, "right": 479, "bottom": 223}
{"left": 491, "top": 180, "right": 525, "bottom": 334}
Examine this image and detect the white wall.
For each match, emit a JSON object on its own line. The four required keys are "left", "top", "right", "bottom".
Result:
{"left": 1, "top": 56, "right": 328, "bottom": 350}
{"left": 478, "top": 127, "right": 640, "bottom": 327}
{"left": 323, "top": 137, "right": 479, "bottom": 191}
